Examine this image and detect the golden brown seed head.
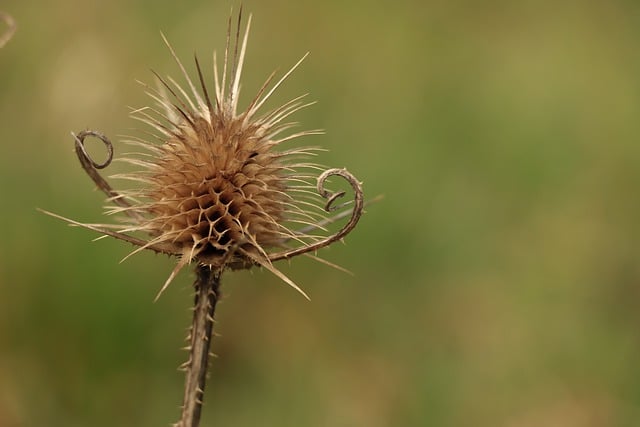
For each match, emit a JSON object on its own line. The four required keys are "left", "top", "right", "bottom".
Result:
{"left": 113, "top": 16, "right": 326, "bottom": 287}
{"left": 40, "top": 13, "right": 365, "bottom": 300}
{"left": 142, "top": 116, "right": 290, "bottom": 269}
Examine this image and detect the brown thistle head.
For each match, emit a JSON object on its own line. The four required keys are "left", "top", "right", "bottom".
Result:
{"left": 44, "top": 11, "right": 364, "bottom": 299}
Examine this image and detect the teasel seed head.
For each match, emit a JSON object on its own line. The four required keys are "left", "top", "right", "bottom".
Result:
{"left": 41, "top": 11, "right": 367, "bottom": 427}
{"left": 43, "top": 11, "right": 364, "bottom": 299}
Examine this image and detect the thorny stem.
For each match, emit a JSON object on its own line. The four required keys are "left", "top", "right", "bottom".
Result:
{"left": 177, "top": 265, "right": 222, "bottom": 427}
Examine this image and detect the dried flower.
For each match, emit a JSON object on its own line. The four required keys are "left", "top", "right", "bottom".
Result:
{"left": 48, "top": 11, "right": 363, "bottom": 299}
{"left": 43, "top": 9, "right": 365, "bottom": 427}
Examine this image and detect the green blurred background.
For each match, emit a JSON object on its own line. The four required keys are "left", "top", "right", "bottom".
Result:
{"left": 2, "top": 0, "right": 640, "bottom": 426}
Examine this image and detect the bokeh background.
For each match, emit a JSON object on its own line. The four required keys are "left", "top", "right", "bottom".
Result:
{"left": 2, "top": 1, "right": 640, "bottom": 426}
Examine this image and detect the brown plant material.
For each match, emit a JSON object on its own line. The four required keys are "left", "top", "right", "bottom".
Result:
{"left": 42, "top": 8, "right": 366, "bottom": 427}
{"left": 0, "top": 12, "right": 16, "bottom": 48}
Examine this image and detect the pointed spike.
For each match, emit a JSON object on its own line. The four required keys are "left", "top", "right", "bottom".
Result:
{"left": 252, "top": 53, "right": 309, "bottom": 115}
{"left": 230, "top": 13, "right": 252, "bottom": 115}
{"left": 241, "top": 249, "right": 310, "bottom": 300}
{"left": 160, "top": 32, "right": 204, "bottom": 112}
{"left": 154, "top": 257, "right": 189, "bottom": 302}
{"left": 194, "top": 54, "right": 213, "bottom": 115}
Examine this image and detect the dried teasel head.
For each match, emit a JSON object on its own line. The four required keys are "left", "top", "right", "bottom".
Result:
{"left": 43, "top": 11, "right": 364, "bottom": 299}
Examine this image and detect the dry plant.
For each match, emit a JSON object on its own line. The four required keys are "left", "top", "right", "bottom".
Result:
{"left": 0, "top": 11, "right": 16, "bottom": 48}
{"left": 42, "top": 8, "right": 368, "bottom": 427}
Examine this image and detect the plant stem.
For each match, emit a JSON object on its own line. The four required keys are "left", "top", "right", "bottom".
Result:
{"left": 177, "top": 265, "right": 221, "bottom": 427}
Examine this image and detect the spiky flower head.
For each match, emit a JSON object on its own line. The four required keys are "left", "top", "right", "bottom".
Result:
{"left": 48, "top": 12, "right": 364, "bottom": 299}
{"left": 41, "top": 11, "right": 366, "bottom": 427}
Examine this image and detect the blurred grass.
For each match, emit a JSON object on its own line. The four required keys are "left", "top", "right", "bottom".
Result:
{"left": 2, "top": 0, "right": 640, "bottom": 426}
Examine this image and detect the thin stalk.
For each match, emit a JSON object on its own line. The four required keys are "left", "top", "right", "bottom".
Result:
{"left": 177, "top": 265, "right": 222, "bottom": 427}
